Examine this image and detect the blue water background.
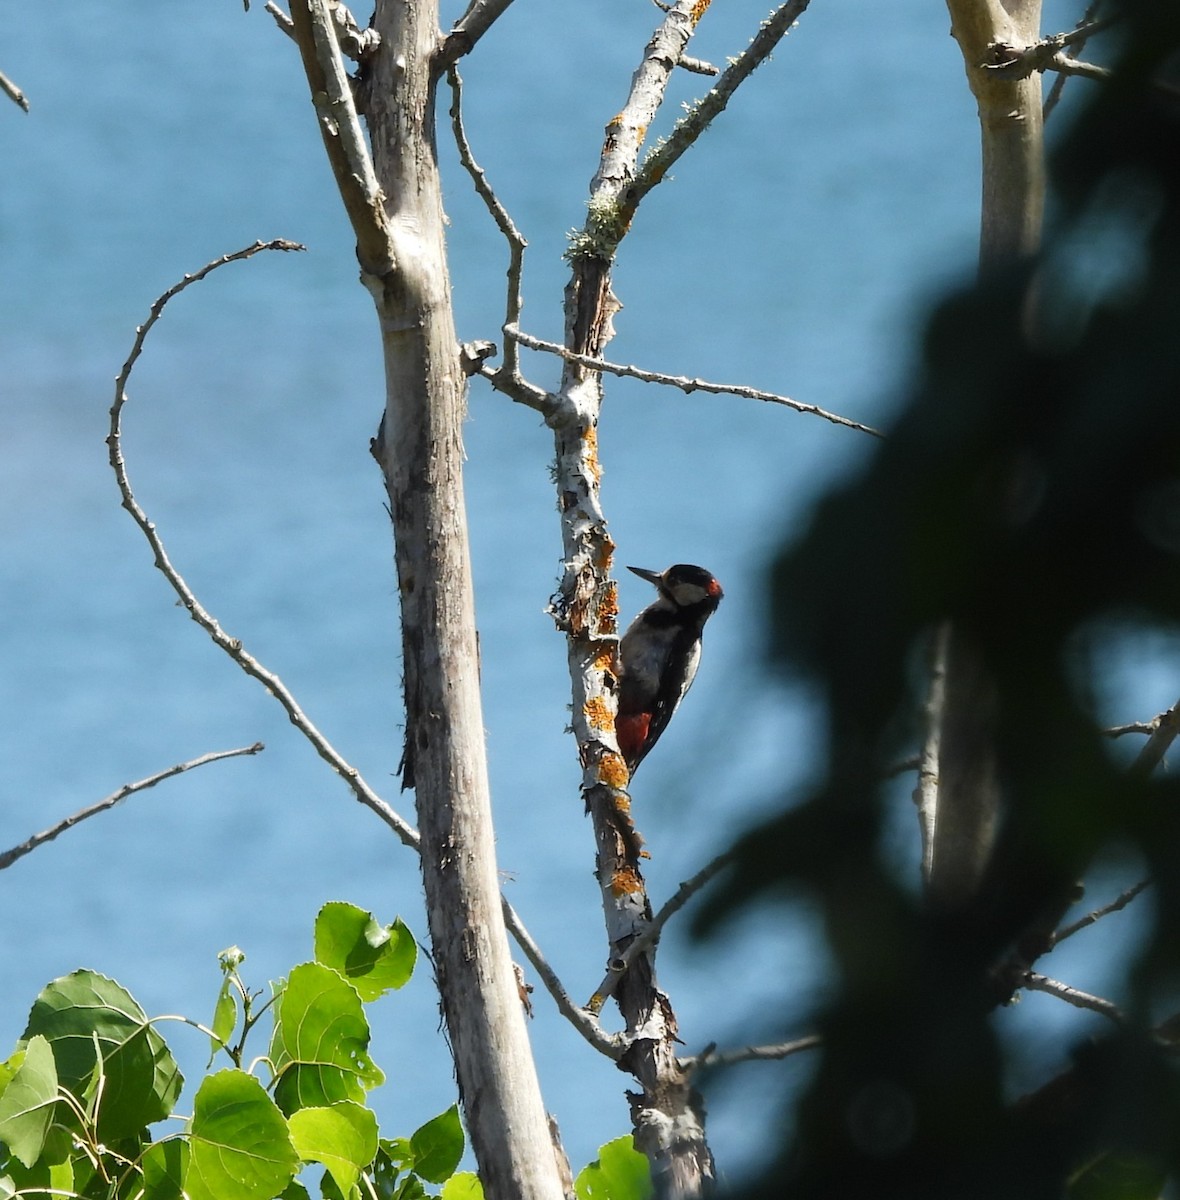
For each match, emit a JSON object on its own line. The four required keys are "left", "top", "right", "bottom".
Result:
{"left": 2, "top": 0, "right": 1163, "bottom": 1184}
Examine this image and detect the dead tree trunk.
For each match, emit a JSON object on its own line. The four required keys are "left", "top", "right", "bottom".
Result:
{"left": 287, "top": 4, "right": 566, "bottom": 1197}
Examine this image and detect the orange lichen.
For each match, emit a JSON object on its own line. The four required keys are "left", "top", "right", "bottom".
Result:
{"left": 690, "top": 0, "right": 712, "bottom": 25}
{"left": 611, "top": 865, "right": 645, "bottom": 896}
{"left": 582, "top": 424, "right": 603, "bottom": 484}
{"left": 592, "top": 645, "right": 616, "bottom": 674}
{"left": 583, "top": 696, "right": 613, "bottom": 731}
{"left": 599, "top": 752, "right": 630, "bottom": 791}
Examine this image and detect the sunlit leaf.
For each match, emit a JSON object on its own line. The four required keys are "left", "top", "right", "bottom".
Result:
{"left": 288, "top": 1101, "right": 379, "bottom": 1198}
{"left": 208, "top": 978, "right": 238, "bottom": 1066}
{"left": 185, "top": 1069, "right": 298, "bottom": 1200}
{"left": 314, "top": 903, "right": 417, "bottom": 1001}
{"left": 575, "top": 1136, "right": 653, "bottom": 1200}
{"left": 0, "top": 1036, "right": 57, "bottom": 1168}
{"left": 441, "top": 1171, "right": 484, "bottom": 1200}
{"left": 22, "top": 970, "right": 182, "bottom": 1141}
{"left": 270, "top": 963, "right": 383, "bottom": 1115}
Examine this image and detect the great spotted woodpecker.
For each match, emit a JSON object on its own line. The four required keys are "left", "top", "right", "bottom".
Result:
{"left": 616, "top": 564, "right": 724, "bottom": 774}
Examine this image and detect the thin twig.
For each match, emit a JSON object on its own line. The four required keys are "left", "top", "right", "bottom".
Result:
{"left": 501, "top": 898, "right": 625, "bottom": 1059}
{"left": 1, "top": 68, "right": 29, "bottom": 112}
{"left": 0, "top": 745, "right": 264, "bottom": 871}
{"left": 1044, "top": 1, "right": 1109, "bottom": 118}
{"left": 1051, "top": 879, "right": 1151, "bottom": 946}
{"left": 678, "top": 55, "right": 719, "bottom": 77}
{"left": 586, "top": 849, "right": 737, "bottom": 1013}
{"left": 681, "top": 1034, "right": 822, "bottom": 1074}
{"left": 631, "top": 0, "right": 812, "bottom": 211}
{"left": 985, "top": 16, "right": 1118, "bottom": 82}
{"left": 504, "top": 323, "right": 881, "bottom": 437}
{"left": 106, "top": 241, "right": 420, "bottom": 853}
{"left": 1022, "top": 972, "right": 1126, "bottom": 1024}
{"left": 446, "top": 66, "right": 549, "bottom": 412}
{"left": 1131, "top": 696, "right": 1180, "bottom": 777}
{"left": 1104, "top": 720, "right": 1157, "bottom": 738}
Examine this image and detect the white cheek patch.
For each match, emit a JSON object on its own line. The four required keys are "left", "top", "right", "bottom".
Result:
{"left": 668, "top": 582, "right": 708, "bottom": 606}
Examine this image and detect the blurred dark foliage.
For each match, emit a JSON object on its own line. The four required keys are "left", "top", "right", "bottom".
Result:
{"left": 703, "top": 2, "right": 1180, "bottom": 1196}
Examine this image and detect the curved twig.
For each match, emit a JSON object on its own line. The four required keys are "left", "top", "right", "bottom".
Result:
{"left": 0, "top": 744, "right": 264, "bottom": 871}
{"left": 106, "top": 240, "right": 420, "bottom": 852}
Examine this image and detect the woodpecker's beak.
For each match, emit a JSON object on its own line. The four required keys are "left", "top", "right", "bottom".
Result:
{"left": 626, "top": 566, "right": 664, "bottom": 587}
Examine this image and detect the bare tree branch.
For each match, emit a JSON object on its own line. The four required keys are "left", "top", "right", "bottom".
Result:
{"left": 630, "top": 1, "right": 813, "bottom": 211}
{"left": 0, "top": 744, "right": 264, "bottom": 871}
{"left": 586, "top": 849, "right": 736, "bottom": 1014}
{"left": 106, "top": 241, "right": 421, "bottom": 853}
{"left": 438, "top": 0, "right": 517, "bottom": 69}
{"left": 288, "top": 0, "right": 396, "bottom": 277}
{"left": 1, "top": 68, "right": 29, "bottom": 112}
{"left": 1022, "top": 972, "right": 1126, "bottom": 1025}
{"left": 1131, "top": 695, "right": 1180, "bottom": 777}
{"left": 681, "top": 1034, "right": 823, "bottom": 1074}
{"left": 984, "top": 16, "right": 1118, "bottom": 81}
{"left": 1050, "top": 880, "right": 1151, "bottom": 946}
{"left": 1044, "top": 0, "right": 1109, "bottom": 118}
{"left": 263, "top": 1, "right": 295, "bottom": 38}
{"left": 505, "top": 323, "right": 880, "bottom": 436}
{"left": 446, "top": 67, "right": 551, "bottom": 413}
{"left": 501, "top": 898, "right": 625, "bottom": 1060}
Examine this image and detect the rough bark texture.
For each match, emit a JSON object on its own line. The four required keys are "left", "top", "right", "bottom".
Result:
{"left": 289, "top": 4, "right": 565, "bottom": 1197}
{"left": 548, "top": 3, "right": 718, "bottom": 1195}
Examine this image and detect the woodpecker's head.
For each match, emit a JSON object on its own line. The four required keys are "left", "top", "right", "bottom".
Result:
{"left": 627, "top": 564, "right": 724, "bottom": 611}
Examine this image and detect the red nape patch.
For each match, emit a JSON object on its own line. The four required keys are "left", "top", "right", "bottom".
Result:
{"left": 707, "top": 577, "right": 723, "bottom": 599}
{"left": 616, "top": 712, "right": 650, "bottom": 766}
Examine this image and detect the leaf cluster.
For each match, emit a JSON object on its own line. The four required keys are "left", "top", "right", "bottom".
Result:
{"left": 0, "top": 902, "right": 473, "bottom": 1200}
{"left": 0, "top": 901, "right": 654, "bottom": 1200}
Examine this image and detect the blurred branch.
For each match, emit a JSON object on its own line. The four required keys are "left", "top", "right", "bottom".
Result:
{"left": 505, "top": 323, "right": 881, "bottom": 436}
{"left": 1050, "top": 879, "right": 1151, "bottom": 946}
{"left": 682, "top": 1034, "right": 823, "bottom": 1074}
{"left": 1022, "top": 972, "right": 1126, "bottom": 1025}
{"left": 107, "top": 241, "right": 420, "bottom": 853}
{"left": 1, "top": 68, "right": 29, "bottom": 112}
{"left": 0, "top": 744, "right": 264, "bottom": 871}
{"left": 1131, "top": 695, "right": 1180, "bottom": 777}
{"left": 1044, "top": 0, "right": 1109, "bottom": 118}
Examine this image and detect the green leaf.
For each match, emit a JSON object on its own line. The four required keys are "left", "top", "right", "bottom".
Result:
{"left": 140, "top": 1137, "right": 188, "bottom": 1200}
{"left": 0, "top": 1155, "right": 72, "bottom": 1200}
{"left": 0, "top": 1037, "right": 57, "bottom": 1168}
{"left": 277, "top": 1180, "right": 312, "bottom": 1200}
{"left": 22, "top": 970, "right": 182, "bottom": 1141}
{"left": 288, "top": 1101, "right": 379, "bottom": 1198}
{"left": 575, "top": 1136, "right": 653, "bottom": 1200}
{"left": 313, "top": 903, "right": 417, "bottom": 1001}
{"left": 441, "top": 1171, "right": 484, "bottom": 1200}
{"left": 185, "top": 1069, "right": 298, "bottom": 1200}
{"left": 270, "top": 963, "right": 384, "bottom": 1116}
{"left": 409, "top": 1105, "right": 464, "bottom": 1185}
{"left": 209, "top": 978, "right": 238, "bottom": 1066}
